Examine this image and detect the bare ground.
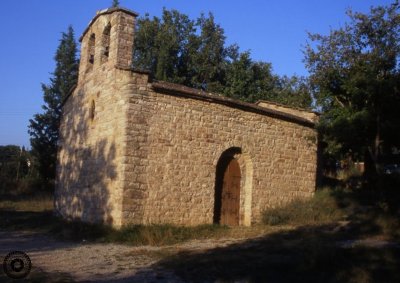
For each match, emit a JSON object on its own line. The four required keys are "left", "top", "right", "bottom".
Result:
{"left": 2, "top": 227, "right": 399, "bottom": 283}
{"left": 0, "top": 229, "right": 248, "bottom": 282}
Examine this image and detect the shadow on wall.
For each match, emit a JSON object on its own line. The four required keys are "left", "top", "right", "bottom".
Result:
{"left": 55, "top": 91, "right": 118, "bottom": 225}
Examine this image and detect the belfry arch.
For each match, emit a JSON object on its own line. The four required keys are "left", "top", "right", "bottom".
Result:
{"left": 213, "top": 147, "right": 253, "bottom": 226}
{"left": 101, "top": 23, "right": 111, "bottom": 63}
{"left": 88, "top": 33, "right": 96, "bottom": 66}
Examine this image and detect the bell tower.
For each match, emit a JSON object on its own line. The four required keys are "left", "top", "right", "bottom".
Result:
{"left": 78, "top": 7, "right": 138, "bottom": 81}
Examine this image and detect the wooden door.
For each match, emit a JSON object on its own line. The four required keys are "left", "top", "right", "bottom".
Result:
{"left": 220, "top": 158, "right": 241, "bottom": 226}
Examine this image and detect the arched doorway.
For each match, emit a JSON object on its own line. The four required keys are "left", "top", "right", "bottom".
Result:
{"left": 213, "top": 147, "right": 242, "bottom": 226}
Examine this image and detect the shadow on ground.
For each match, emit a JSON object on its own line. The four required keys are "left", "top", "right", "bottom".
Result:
{"left": 151, "top": 226, "right": 400, "bottom": 283}
{"left": 0, "top": 267, "right": 74, "bottom": 283}
{"left": 1, "top": 176, "right": 400, "bottom": 282}
{"left": 117, "top": 178, "right": 400, "bottom": 283}
{"left": 0, "top": 210, "right": 55, "bottom": 232}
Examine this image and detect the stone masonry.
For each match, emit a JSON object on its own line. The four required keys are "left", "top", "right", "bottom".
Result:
{"left": 55, "top": 7, "right": 319, "bottom": 228}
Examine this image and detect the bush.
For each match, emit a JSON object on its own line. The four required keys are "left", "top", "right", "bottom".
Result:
{"left": 262, "top": 189, "right": 345, "bottom": 226}
{"left": 0, "top": 177, "right": 54, "bottom": 198}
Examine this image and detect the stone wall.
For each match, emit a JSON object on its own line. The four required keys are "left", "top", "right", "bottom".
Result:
{"left": 120, "top": 80, "right": 318, "bottom": 226}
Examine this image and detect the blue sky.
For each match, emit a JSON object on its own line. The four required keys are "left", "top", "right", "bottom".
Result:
{"left": 0, "top": 0, "right": 394, "bottom": 148}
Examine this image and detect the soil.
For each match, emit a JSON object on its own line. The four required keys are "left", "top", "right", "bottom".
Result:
{"left": 0, "top": 230, "right": 244, "bottom": 282}
{"left": 0, "top": 222, "right": 398, "bottom": 282}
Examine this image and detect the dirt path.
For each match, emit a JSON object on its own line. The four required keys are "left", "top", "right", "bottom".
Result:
{"left": 1, "top": 227, "right": 398, "bottom": 282}
{"left": 0, "top": 230, "right": 243, "bottom": 282}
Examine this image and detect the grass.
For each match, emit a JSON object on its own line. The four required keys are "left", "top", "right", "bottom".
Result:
{"left": 1, "top": 182, "right": 399, "bottom": 246}
{"left": 0, "top": 194, "right": 272, "bottom": 246}
{"left": 262, "top": 188, "right": 347, "bottom": 226}
{"left": 105, "top": 224, "right": 229, "bottom": 245}
{"left": 0, "top": 193, "right": 53, "bottom": 212}
{"left": 50, "top": 221, "right": 231, "bottom": 245}
{"left": 0, "top": 193, "right": 55, "bottom": 232}
{"left": 49, "top": 221, "right": 281, "bottom": 246}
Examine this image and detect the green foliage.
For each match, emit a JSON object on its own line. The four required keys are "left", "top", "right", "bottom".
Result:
{"left": 273, "top": 76, "right": 313, "bottom": 109}
{"left": 304, "top": 2, "right": 400, "bottom": 174}
{"left": 134, "top": 9, "right": 197, "bottom": 85}
{"left": 0, "top": 145, "right": 38, "bottom": 195}
{"left": 134, "top": 8, "right": 312, "bottom": 107}
{"left": 190, "top": 13, "right": 228, "bottom": 92}
{"left": 0, "top": 145, "right": 27, "bottom": 179}
{"left": 28, "top": 26, "right": 78, "bottom": 182}
{"left": 224, "top": 51, "right": 273, "bottom": 102}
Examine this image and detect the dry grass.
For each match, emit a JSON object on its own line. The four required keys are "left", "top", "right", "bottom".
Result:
{"left": 0, "top": 195, "right": 273, "bottom": 246}
{"left": 0, "top": 193, "right": 282, "bottom": 246}
{"left": 112, "top": 223, "right": 288, "bottom": 245}
{"left": 262, "top": 188, "right": 347, "bottom": 226}
{"left": 0, "top": 194, "right": 53, "bottom": 212}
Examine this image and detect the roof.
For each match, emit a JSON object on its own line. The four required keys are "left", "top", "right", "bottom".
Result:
{"left": 256, "top": 100, "right": 319, "bottom": 115}
{"left": 151, "top": 80, "right": 316, "bottom": 128}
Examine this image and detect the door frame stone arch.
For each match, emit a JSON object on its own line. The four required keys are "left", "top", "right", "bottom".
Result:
{"left": 213, "top": 147, "right": 253, "bottom": 226}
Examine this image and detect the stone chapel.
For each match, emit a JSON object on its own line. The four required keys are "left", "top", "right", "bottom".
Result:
{"left": 55, "top": 7, "right": 319, "bottom": 228}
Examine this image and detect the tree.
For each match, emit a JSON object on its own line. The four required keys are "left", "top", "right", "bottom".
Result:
{"left": 223, "top": 52, "right": 312, "bottom": 105}
{"left": 189, "top": 13, "right": 229, "bottom": 92}
{"left": 111, "top": 0, "right": 120, "bottom": 8}
{"left": 29, "top": 26, "right": 79, "bottom": 182}
{"left": 223, "top": 51, "right": 277, "bottom": 102}
{"left": 273, "top": 76, "right": 313, "bottom": 109}
{"left": 0, "top": 145, "right": 22, "bottom": 181}
{"left": 133, "top": 8, "right": 312, "bottom": 108}
{"left": 0, "top": 145, "right": 34, "bottom": 194}
{"left": 133, "top": 10, "right": 234, "bottom": 91}
{"left": 304, "top": 1, "right": 400, "bottom": 179}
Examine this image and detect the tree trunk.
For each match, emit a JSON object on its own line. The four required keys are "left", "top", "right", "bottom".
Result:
{"left": 374, "top": 113, "right": 381, "bottom": 171}
{"left": 364, "top": 148, "right": 377, "bottom": 188}
{"left": 364, "top": 113, "right": 382, "bottom": 189}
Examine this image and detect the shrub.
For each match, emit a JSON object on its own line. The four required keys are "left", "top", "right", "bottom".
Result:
{"left": 262, "top": 189, "right": 345, "bottom": 226}
{"left": 0, "top": 176, "right": 54, "bottom": 197}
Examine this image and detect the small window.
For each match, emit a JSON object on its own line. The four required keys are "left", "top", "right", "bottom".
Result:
{"left": 88, "top": 33, "right": 96, "bottom": 67}
{"left": 101, "top": 24, "right": 111, "bottom": 63}
{"left": 90, "top": 100, "right": 95, "bottom": 121}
